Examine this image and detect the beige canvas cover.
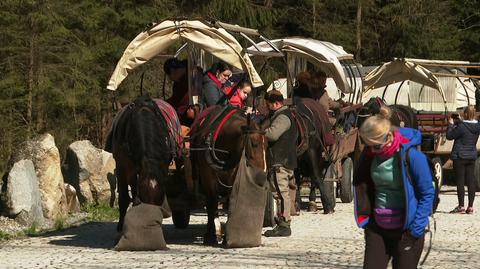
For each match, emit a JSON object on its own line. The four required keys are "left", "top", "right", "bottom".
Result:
{"left": 363, "top": 59, "right": 446, "bottom": 102}
{"left": 107, "top": 20, "right": 263, "bottom": 91}
{"left": 248, "top": 37, "right": 354, "bottom": 93}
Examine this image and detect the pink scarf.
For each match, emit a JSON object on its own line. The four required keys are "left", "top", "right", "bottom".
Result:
{"left": 365, "top": 130, "right": 410, "bottom": 159}
{"left": 207, "top": 72, "right": 222, "bottom": 89}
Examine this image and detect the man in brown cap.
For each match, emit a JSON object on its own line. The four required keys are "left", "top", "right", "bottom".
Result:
{"left": 263, "top": 90, "right": 298, "bottom": 237}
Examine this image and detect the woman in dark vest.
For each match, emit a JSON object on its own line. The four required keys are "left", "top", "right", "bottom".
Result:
{"left": 447, "top": 105, "right": 480, "bottom": 214}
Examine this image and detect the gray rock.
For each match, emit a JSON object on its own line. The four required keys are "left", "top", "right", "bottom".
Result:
{"left": 1, "top": 160, "right": 44, "bottom": 225}
{"left": 10, "top": 133, "right": 67, "bottom": 219}
{"left": 63, "top": 140, "right": 116, "bottom": 205}
{"left": 64, "top": 183, "right": 80, "bottom": 213}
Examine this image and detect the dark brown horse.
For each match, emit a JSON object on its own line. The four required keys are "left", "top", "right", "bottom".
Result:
{"left": 190, "top": 106, "right": 266, "bottom": 245}
{"left": 357, "top": 97, "right": 418, "bottom": 129}
{"left": 105, "top": 95, "right": 175, "bottom": 231}
{"left": 292, "top": 98, "right": 336, "bottom": 214}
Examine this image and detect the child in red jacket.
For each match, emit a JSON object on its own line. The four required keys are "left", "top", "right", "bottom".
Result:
{"left": 225, "top": 81, "right": 252, "bottom": 108}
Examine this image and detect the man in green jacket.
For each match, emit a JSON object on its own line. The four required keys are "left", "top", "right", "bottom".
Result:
{"left": 263, "top": 90, "right": 298, "bottom": 237}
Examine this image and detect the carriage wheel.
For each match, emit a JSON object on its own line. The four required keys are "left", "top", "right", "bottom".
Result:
{"left": 340, "top": 157, "right": 354, "bottom": 203}
{"left": 263, "top": 191, "right": 277, "bottom": 227}
{"left": 431, "top": 157, "right": 443, "bottom": 191}
{"left": 474, "top": 157, "right": 480, "bottom": 190}
{"left": 172, "top": 207, "right": 190, "bottom": 229}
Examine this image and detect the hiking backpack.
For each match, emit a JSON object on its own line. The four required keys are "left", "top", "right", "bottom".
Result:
{"left": 404, "top": 147, "right": 441, "bottom": 214}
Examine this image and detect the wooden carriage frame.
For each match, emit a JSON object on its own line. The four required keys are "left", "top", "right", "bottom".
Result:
{"left": 362, "top": 58, "right": 480, "bottom": 189}
{"left": 248, "top": 37, "right": 366, "bottom": 204}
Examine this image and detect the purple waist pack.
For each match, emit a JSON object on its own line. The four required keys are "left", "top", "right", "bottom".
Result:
{"left": 374, "top": 208, "right": 405, "bottom": 230}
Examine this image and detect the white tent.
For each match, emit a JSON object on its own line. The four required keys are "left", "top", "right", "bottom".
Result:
{"left": 248, "top": 37, "right": 354, "bottom": 93}
{"left": 107, "top": 19, "right": 263, "bottom": 91}
{"left": 363, "top": 59, "right": 448, "bottom": 111}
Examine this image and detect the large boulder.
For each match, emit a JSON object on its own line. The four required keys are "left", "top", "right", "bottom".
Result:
{"left": 11, "top": 133, "right": 67, "bottom": 219}
{"left": 1, "top": 160, "right": 44, "bottom": 225}
{"left": 63, "top": 140, "right": 116, "bottom": 205}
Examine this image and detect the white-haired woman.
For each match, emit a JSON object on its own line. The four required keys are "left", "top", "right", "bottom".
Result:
{"left": 353, "top": 106, "right": 435, "bottom": 269}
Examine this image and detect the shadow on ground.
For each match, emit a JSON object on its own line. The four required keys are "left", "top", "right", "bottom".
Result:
{"left": 40, "top": 213, "right": 210, "bottom": 249}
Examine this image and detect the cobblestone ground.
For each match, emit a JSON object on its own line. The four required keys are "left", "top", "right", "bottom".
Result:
{"left": 1, "top": 187, "right": 479, "bottom": 269}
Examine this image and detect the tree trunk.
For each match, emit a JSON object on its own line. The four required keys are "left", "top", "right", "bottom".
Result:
{"left": 264, "top": 0, "right": 273, "bottom": 9}
{"left": 27, "top": 24, "right": 37, "bottom": 137}
{"left": 313, "top": 0, "right": 316, "bottom": 36}
{"left": 356, "top": 0, "right": 362, "bottom": 61}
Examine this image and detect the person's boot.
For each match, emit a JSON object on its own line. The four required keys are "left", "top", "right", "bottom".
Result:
{"left": 308, "top": 201, "right": 317, "bottom": 212}
{"left": 264, "top": 219, "right": 291, "bottom": 237}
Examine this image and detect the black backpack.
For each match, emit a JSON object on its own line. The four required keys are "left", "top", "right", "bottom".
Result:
{"left": 405, "top": 147, "right": 441, "bottom": 214}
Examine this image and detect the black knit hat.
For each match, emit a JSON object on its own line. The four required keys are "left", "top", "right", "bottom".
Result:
{"left": 264, "top": 90, "right": 284, "bottom": 102}
{"left": 164, "top": 58, "right": 187, "bottom": 75}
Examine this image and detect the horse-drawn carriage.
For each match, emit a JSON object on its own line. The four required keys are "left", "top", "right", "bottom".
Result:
{"left": 106, "top": 18, "right": 290, "bottom": 245}
{"left": 362, "top": 58, "right": 480, "bottom": 189}
{"left": 248, "top": 38, "right": 363, "bottom": 213}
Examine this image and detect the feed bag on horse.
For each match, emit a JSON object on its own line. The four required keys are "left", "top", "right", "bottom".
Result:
{"left": 115, "top": 200, "right": 171, "bottom": 251}
{"left": 225, "top": 151, "right": 268, "bottom": 248}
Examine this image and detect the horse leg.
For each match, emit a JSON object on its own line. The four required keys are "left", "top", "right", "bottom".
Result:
{"left": 306, "top": 148, "right": 333, "bottom": 214}
{"left": 308, "top": 180, "right": 318, "bottom": 212}
{"left": 204, "top": 194, "right": 219, "bottom": 245}
{"left": 294, "top": 170, "right": 302, "bottom": 212}
{"left": 117, "top": 180, "right": 131, "bottom": 232}
{"left": 116, "top": 156, "right": 135, "bottom": 232}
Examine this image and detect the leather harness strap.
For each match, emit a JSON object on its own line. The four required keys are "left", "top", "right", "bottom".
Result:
{"left": 213, "top": 109, "right": 238, "bottom": 141}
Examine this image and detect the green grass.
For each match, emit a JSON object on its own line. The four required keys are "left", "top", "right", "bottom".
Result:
{"left": 82, "top": 202, "right": 119, "bottom": 222}
{"left": 23, "top": 223, "right": 40, "bottom": 236}
{"left": 0, "top": 230, "right": 14, "bottom": 240}
{"left": 0, "top": 203, "right": 118, "bottom": 241}
{"left": 54, "top": 216, "right": 67, "bottom": 231}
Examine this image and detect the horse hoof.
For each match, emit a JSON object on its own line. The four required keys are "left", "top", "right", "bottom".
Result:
{"left": 323, "top": 208, "right": 335, "bottom": 214}
{"left": 203, "top": 236, "right": 219, "bottom": 246}
{"left": 308, "top": 201, "right": 317, "bottom": 212}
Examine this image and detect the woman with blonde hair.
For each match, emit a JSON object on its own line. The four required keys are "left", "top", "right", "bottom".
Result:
{"left": 447, "top": 105, "right": 480, "bottom": 214}
{"left": 353, "top": 106, "right": 435, "bottom": 269}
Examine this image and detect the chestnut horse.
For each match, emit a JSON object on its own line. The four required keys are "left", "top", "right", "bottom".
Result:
{"left": 190, "top": 106, "right": 266, "bottom": 245}
{"left": 105, "top": 95, "right": 175, "bottom": 231}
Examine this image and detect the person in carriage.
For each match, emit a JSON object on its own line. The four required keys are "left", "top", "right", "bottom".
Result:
{"left": 163, "top": 58, "right": 189, "bottom": 123}
{"left": 201, "top": 61, "right": 233, "bottom": 108}
{"left": 224, "top": 80, "right": 252, "bottom": 109}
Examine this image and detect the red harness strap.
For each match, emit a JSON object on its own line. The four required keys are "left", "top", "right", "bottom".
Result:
{"left": 213, "top": 109, "right": 238, "bottom": 141}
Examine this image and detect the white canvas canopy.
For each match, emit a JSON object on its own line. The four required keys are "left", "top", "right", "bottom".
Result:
{"left": 363, "top": 59, "right": 447, "bottom": 108}
{"left": 107, "top": 19, "right": 263, "bottom": 91}
{"left": 248, "top": 37, "right": 354, "bottom": 93}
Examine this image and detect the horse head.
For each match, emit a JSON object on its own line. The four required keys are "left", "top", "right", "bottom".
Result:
{"left": 242, "top": 113, "right": 267, "bottom": 171}
{"left": 128, "top": 96, "right": 172, "bottom": 206}
{"left": 357, "top": 97, "right": 386, "bottom": 127}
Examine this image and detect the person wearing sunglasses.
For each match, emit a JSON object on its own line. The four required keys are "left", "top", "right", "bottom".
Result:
{"left": 354, "top": 106, "right": 435, "bottom": 269}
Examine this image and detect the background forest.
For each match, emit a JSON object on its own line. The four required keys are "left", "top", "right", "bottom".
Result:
{"left": 0, "top": 0, "right": 479, "bottom": 174}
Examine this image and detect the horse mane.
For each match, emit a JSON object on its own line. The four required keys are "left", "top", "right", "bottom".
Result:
{"left": 128, "top": 96, "right": 172, "bottom": 182}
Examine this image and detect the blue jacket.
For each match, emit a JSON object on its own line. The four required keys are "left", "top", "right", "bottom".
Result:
{"left": 353, "top": 128, "right": 435, "bottom": 238}
{"left": 446, "top": 120, "right": 480, "bottom": 160}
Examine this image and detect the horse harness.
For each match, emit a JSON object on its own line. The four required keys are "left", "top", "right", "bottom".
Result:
{"left": 123, "top": 99, "right": 178, "bottom": 160}
{"left": 190, "top": 105, "right": 264, "bottom": 189}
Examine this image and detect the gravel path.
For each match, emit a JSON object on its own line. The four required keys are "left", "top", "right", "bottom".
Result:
{"left": 1, "top": 187, "right": 479, "bottom": 269}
